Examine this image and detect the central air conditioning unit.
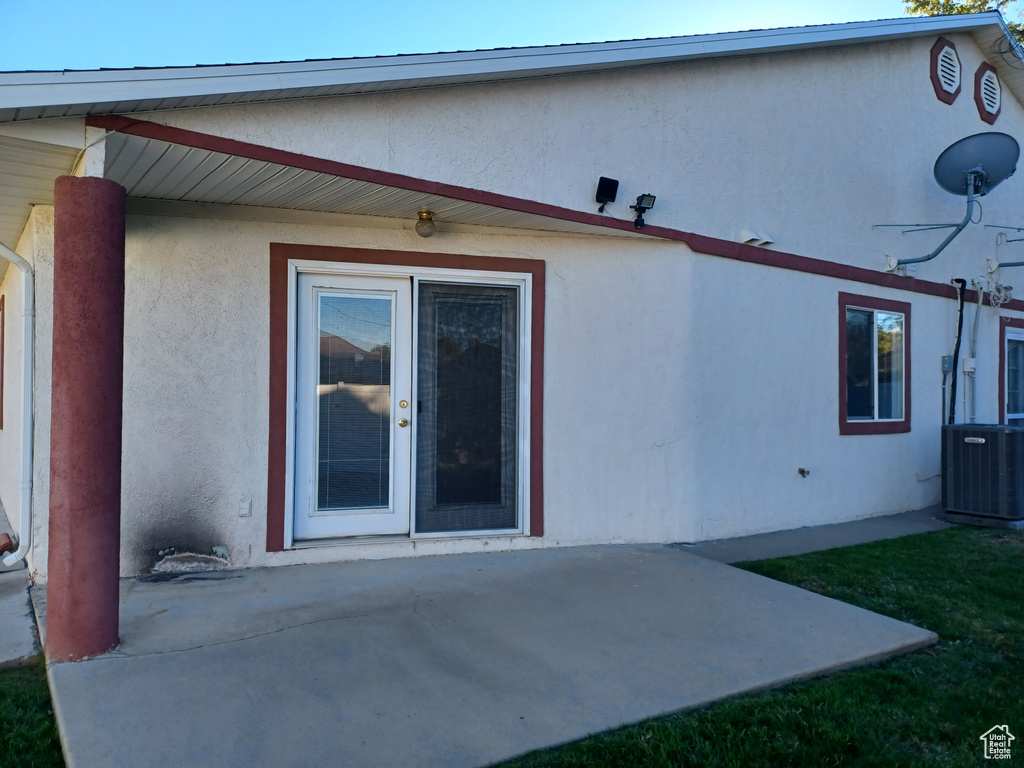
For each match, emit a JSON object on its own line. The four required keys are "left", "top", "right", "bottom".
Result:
{"left": 942, "top": 424, "right": 1024, "bottom": 520}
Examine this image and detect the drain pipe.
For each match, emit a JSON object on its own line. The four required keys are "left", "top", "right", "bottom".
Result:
{"left": 0, "top": 240, "right": 34, "bottom": 567}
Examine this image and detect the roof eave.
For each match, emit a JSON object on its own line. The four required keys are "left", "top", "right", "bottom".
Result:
{"left": 0, "top": 13, "right": 1015, "bottom": 123}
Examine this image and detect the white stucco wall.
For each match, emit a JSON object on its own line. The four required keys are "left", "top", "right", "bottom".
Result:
{"left": 143, "top": 33, "right": 1024, "bottom": 287}
{"left": 0, "top": 206, "right": 54, "bottom": 579}
{"left": 27, "top": 207, "right": 53, "bottom": 580}
{"left": 107, "top": 214, "right": 704, "bottom": 575}
{"left": 31, "top": 207, "right": 1007, "bottom": 577}
{"left": 0, "top": 260, "right": 21, "bottom": 534}
{"left": 11, "top": 29, "right": 1024, "bottom": 579}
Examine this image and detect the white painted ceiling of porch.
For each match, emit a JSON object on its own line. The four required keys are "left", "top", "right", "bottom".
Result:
{"left": 0, "top": 131, "right": 633, "bottom": 250}
{"left": 102, "top": 133, "right": 607, "bottom": 234}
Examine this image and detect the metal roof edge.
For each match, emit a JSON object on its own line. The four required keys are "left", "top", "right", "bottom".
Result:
{"left": 0, "top": 13, "right": 1011, "bottom": 115}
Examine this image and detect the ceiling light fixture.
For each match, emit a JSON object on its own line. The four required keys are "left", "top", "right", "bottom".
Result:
{"left": 415, "top": 210, "right": 436, "bottom": 238}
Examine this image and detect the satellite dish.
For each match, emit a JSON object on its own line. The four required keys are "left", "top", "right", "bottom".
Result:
{"left": 884, "top": 132, "right": 1020, "bottom": 271}
{"left": 934, "top": 132, "right": 1019, "bottom": 196}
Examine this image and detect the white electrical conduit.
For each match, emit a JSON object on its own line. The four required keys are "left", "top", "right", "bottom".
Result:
{"left": 0, "top": 240, "right": 33, "bottom": 567}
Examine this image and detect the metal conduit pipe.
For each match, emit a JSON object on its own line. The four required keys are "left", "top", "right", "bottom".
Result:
{"left": 0, "top": 240, "right": 34, "bottom": 567}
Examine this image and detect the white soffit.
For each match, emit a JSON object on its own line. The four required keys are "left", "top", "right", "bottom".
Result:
{"left": 969, "top": 24, "right": 1024, "bottom": 99}
{"left": 103, "top": 133, "right": 629, "bottom": 236}
{"left": 0, "top": 125, "right": 645, "bottom": 250}
{"left": 0, "top": 14, "right": 1018, "bottom": 123}
{"left": 0, "top": 135, "right": 78, "bottom": 247}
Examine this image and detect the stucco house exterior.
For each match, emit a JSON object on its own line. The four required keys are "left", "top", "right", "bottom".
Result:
{"left": 2, "top": 12, "right": 1024, "bottom": 659}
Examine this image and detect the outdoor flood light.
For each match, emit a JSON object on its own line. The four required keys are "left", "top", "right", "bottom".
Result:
{"left": 631, "top": 194, "right": 656, "bottom": 229}
{"left": 415, "top": 210, "right": 436, "bottom": 238}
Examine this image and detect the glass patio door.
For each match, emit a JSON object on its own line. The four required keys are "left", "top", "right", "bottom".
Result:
{"left": 292, "top": 271, "right": 523, "bottom": 541}
{"left": 414, "top": 282, "right": 519, "bottom": 534}
{"left": 293, "top": 274, "right": 412, "bottom": 538}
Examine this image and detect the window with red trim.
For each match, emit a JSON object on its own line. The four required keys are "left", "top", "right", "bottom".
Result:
{"left": 839, "top": 293, "right": 911, "bottom": 435}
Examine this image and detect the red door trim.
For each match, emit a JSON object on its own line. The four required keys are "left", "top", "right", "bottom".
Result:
{"left": 267, "top": 244, "right": 545, "bottom": 551}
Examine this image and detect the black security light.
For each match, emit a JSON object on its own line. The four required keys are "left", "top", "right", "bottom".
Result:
{"left": 631, "top": 193, "right": 656, "bottom": 229}
{"left": 596, "top": 177, "right": 619, "bottom": 213}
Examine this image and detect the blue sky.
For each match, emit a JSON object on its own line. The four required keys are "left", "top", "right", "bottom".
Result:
{"left": 0, "top": 0, "right": 913, "bottom": 71}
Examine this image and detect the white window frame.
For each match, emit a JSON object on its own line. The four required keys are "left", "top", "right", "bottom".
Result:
{"left": 1004, "top": 327, "right": 1024, "bottom": 425}
{"left": 846, "top": 305, "right": 906, "bottom": 423}
{"left": 283, "top": 259, "right": 532, "bottom": 548}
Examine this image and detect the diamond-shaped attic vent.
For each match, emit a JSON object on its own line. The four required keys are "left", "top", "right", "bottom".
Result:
{"left": 930, "top": 38, "right": 961, "bottom": 104}
{"left": 975, "top": 62, "right": 1001, "bottom": 124}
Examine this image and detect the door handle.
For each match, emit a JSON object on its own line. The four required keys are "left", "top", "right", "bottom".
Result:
{"left": 398, "top": 418, "right": 409, "bottom": 428}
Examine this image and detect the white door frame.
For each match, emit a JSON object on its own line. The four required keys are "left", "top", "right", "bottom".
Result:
{"left": 293, "top": 273, "right": 412, "bottom": 539}
{"left": 283, "top": 259, "right": 532, "bottom": 548}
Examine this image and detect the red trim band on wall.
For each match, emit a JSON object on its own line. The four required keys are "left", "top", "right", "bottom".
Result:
{"left": 267, "top": 244, "right": 545, "bottom": 551}
{"left": 87, "top": 115, "right": 1024, "bottom": 313}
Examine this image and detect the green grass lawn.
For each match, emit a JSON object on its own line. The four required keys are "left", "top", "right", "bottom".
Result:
{"left": 0, "top": 526, "right": 1020, "bottom": 768}
{"left": 0, "top": 658, "right": 62, "bottom": 768}
{"left": 499, "top": 526, "right": 1024, "bottom": 768}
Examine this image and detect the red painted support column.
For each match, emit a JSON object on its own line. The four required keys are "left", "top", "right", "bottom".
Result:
{"left": 47, "top": 176, "right": 126, "bottom": 662}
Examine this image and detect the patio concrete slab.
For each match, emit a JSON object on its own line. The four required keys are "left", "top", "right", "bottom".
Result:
{"left": 0, "top": 569, "right": 37, "bottom": 667}
{"left": 43, "top": 544, "right": 936, "bottom": 768}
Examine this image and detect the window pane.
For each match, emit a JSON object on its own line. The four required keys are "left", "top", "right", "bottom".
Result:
{"left": 846, "top": 308, "right": 874, "bottom": 420}
{"left": 316, "top": 294, "right": 392, "bottom": 511}
{"left": 433, "top": 297, "right": 504, "bottom": 506}
{"left": 876, "top": 311, "right": 904, "bottom": 420}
